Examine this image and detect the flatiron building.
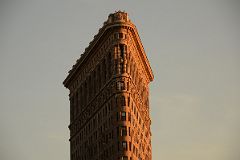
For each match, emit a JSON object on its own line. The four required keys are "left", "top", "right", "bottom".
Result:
{"left": 63, "top": 11, "right": 154, "bottom": 160}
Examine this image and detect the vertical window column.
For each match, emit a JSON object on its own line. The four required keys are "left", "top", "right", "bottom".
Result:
{"left": 84, "top": 82, "right": 87, "bottom": 106}
{"left": 108, "top": 52, "right": 112, "bottom": 79}
{"left": 98, "top": 65, "right": 101, "bottom": 90}
{"left": 79, "top": 86, "right": 82, "bottom": 110}
{"left": 117, "top": 45, "right": 121, "bottom": 74}
{"left": 93, "top": 71, "right": 96, "bottom": 95}
{"left": 103, "top": 59, "right": 106, "bottom": 85}
{"left": 114, "top": 46, "right": 118, "bottom": 75}
{"left": 75, "top": 92, "right": 79, "bottom": 115}
{"left": 89, "top": 76, "right": 92, "bottom": 100}
{"left": 70, "top": 96, "right": 74, "bottom": 121}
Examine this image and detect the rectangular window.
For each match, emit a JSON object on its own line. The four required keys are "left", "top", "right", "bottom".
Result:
{"left": 119, "top": 33, "right": 124, "bottom": 39}
{"left": 117, "top": 127, "right": 119, "bottom": 137}
{"left": 121, "top": 112, "right": 126, "bottom": 121}
{"left": 122, "top": 141, "right": 127, "bottom": 150}
{"left": 121, "top": 156, "right": 128, "bottom": 160}
{"left": 120, "top": 44, "right": 125, "bottom": 58}
{"left": 121, "top": 96, "right": 126, "bottom": 106}
{"left": 120, "top": 126, "right": 127, "bottom": 136}
{"left": 128, "top": 112, "right": 131, "bottom": 122}
{"left": 114, "top": 33, "right": 118, "bottom": 39}
{"left": 117, "top": 81, "right": 125, "bottom": 90}
{"left": 121, "top": 63, "right": 124, "bottom": 73}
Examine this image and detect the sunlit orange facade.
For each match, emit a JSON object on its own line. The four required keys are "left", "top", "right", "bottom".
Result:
{"left": 63, "top": 11, "right": 154, "bottom": 160}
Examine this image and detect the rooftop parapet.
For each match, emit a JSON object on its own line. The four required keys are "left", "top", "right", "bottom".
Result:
{"left": 106, "top": 11, "right": 130, "bottom": 24}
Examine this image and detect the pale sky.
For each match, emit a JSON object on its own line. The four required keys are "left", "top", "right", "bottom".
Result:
{"left": 0, "top": 0, "right": 240, "bottom": 160}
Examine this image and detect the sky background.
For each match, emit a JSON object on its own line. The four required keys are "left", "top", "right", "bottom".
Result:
{"left": 0, "top": 0, "right": 240, "bottom": 160}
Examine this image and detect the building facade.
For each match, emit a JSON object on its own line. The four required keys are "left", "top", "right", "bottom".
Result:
{"left": 63, "top": 11, "right": 154, "bottom": 160}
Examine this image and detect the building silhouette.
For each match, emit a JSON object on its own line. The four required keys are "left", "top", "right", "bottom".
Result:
{"left": 63, "top": 11, "right": 154, "bottom": 160}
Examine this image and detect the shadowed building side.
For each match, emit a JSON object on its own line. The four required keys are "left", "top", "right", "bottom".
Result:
{"left": 63, "top": 11, "right": 154, "bottom": 160}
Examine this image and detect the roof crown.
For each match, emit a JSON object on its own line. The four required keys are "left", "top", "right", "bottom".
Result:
{"left": 107, "top": 11, "right": 130, "bottom": 23}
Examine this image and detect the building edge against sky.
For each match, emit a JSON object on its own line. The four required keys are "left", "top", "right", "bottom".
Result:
{"left": 63, "top": 11, "right": 154, "bottom": 160}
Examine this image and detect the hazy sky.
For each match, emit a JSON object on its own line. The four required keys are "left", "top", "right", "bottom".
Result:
{"left": 0, "top": 0, "right": 240, "bottom": 160}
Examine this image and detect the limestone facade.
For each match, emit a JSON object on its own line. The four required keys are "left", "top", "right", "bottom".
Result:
{"left": 63, "top": 11, "right": 154, "bottom": 160}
